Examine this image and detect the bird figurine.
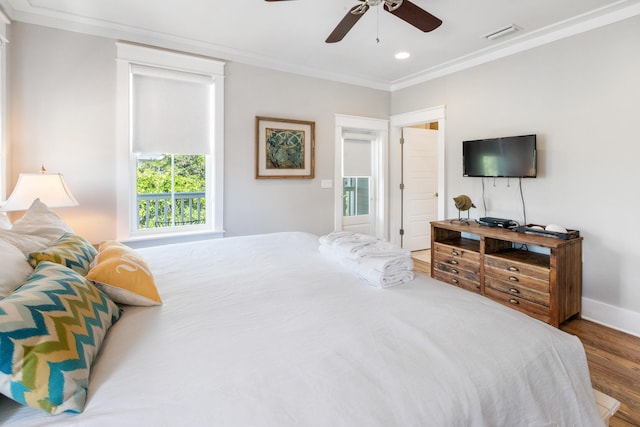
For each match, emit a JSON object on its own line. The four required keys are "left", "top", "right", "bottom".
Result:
{"left": 452, "top": 195, "right": 476, "bottom": 224}
{"left": 454, "top": 195, "right": 475, "bottom": 211}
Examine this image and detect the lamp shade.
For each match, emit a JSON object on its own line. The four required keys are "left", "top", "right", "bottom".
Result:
{"left": 0, "top": 173, "right": 78, "bottom": 212}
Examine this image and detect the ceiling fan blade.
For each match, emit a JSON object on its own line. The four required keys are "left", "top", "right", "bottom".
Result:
{"left": 325, "top": 4, "right": 368, "bottom": 43}
{"left": 385, "top": 0, "right": 442, "bottom": 32}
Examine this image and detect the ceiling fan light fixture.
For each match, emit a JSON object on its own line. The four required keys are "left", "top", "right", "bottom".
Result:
{"left": 383, "top": 0, "right": 403, "bottom": 12}
{"left": 484, "top": 24, "right": 521, "bottom": 41}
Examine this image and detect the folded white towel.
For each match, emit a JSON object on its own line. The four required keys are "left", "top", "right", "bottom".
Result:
{"left": 354, "top": 241, "right": 410, "bottom": 259}
{"left": 328, "top": 233, "right": 379, "bottom": 258}
{"left": 319, "top": 231, "right": 354, "bottom": 246}
{"left": 319, "top": 245, "right": 415, "bottom": 288}
{"left": 345, "top": 258, "right": 415, "bottom": 288}
{"left": 357, "top": 255, "right": 414, "bottom": 273}
{"left": 332, "top": 233, "right": 378, "bottom": 246}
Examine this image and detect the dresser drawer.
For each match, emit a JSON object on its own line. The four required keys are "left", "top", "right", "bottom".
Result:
{"left": 433, "top": 243, "right": 480, "bottom": 276}
{"left": 484, "top": 264, "right": 549, "bottom": 294}
{"left": 434, "top": 262, "right": 479, "bottom": 281}
{"left": 485, "top": 287, "right": 550, "bottom": 324}
{"left": 484, "top": 255, "right": 549, "bottom": 292}
{"left": 433, "top": 270, "right": 480, "bottom": 293}
{"left": 485, "top": 276, "right": 550, "bottom": 306}
{"left": 433, "top": 242, "right": 480, "bottom": 264}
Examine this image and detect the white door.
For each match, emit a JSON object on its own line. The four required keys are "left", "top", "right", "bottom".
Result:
{"left": 341, "top": 138, "right": 374, "bottom": 235}
{"left": 402, "top": 127, "right": 438, "bottom": 251}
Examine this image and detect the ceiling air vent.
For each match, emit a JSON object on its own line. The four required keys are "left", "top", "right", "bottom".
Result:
{"left": 484, "top": 24, "right": 521, "bottom": 41}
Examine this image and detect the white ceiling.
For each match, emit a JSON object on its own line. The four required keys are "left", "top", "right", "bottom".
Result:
{"left": 1, "top": 0, "right": 639, "bottom": 90}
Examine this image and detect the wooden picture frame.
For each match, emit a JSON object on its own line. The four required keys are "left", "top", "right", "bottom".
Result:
{"left": 255, "top": 116, "right": 315, "bottom": 179}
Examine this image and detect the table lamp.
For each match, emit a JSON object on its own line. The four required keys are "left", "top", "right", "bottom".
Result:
{"left": 0, "top": 166, "right": 78, "bottom": 212}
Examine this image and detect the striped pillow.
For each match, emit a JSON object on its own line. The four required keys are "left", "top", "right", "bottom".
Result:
{"left": 0, "top": 261, "right": 121, "bottom": 414}
{"left": 28, "top": 232, "right": 97, "bottom": 276}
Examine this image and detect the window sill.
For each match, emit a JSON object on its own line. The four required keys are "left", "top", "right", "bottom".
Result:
{"left": 121, "top": 229, "right": 225, "bottom": 249}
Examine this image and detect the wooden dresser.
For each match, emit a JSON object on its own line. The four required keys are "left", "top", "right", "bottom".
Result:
{"left": 430, "top": 220, "right": 582, "bottom": 327}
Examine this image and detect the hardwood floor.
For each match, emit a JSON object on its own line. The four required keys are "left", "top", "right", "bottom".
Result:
{"left": 561, "top": 319, "right": 640, "bottom": 426}
{"left": 411, "top": 249, "right": 430, "bottom": 274}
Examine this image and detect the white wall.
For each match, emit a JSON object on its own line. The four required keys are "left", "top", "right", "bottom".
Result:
{"left": 391, "top": 15, "right": 640, "bottom": 328}
{"left": 6, "top": 22, "right": 389, "bottom": 242}
{"left": 224, "top": 64, "right": 389, "bottom": 237}
{"left": 7, "top": 23, "right": 117, "bottom": 242}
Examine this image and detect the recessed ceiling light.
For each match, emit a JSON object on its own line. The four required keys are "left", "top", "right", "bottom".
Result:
{"left": 395, "top": 51, "right": 410, "bottom": 60}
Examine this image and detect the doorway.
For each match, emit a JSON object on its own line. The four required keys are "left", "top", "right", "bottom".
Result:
{"left": 389, "top": 106, "right": 446, "bottom": 249}
{"left": 334, "top": 114, "right": 389, "bottom": 239}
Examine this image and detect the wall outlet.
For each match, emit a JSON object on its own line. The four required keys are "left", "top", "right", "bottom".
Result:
{"left": 321, "top": 180, "right": 333, "bottom": 189}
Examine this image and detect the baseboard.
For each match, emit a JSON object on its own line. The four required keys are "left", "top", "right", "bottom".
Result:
{"left": 582, "top": 297, "right": 640, "bottom": 338}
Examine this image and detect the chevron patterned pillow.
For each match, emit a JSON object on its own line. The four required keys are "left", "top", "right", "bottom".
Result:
{"left": 28, "top": 232, "right": 98, "bottom": 276}
{"left": 0, "top": 261, "right": 121, "bottom": 414}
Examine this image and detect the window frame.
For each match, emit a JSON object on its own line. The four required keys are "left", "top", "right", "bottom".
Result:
{"left": 115, "top": 43, "right": 225, "bottom": 242}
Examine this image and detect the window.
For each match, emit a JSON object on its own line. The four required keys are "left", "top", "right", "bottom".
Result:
{"left": 116, "top": 43, "right": 224, "bottom": 240}
{"left": 343, "top": 177, "right": 369, "bottom": 216}
{"left": 342, "top": 137, "right": 372, "bottom": 218}
{"left": 136, "top": 154, "right": 206, "bottom": 228}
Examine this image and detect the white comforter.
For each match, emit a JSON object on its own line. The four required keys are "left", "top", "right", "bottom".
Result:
{"left": 0, "top": 232, "right": 603, "bottom": 426}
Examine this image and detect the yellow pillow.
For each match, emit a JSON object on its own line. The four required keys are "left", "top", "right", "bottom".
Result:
{"left": 86, "top": 241, "right": 162, "bottom": 306}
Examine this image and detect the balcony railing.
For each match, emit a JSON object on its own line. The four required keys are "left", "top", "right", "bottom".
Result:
{"left": 137, "top": 192, "right": 205, "bottom": 229}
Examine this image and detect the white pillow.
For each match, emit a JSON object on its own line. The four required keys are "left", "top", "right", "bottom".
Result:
{"left": 0, "top": 214, "right": 10, "bottom": 230}
{"left": 0, "top": 199, "right": 72, "bottom": 255}
{"left": 0, "top": 240, "right": 33, "bottom": 297}
{"left": 0, "top": 230, "right": 50, "bottom": 255}
{"left": 11, "top": 198, "right": 72, "bottom": 241}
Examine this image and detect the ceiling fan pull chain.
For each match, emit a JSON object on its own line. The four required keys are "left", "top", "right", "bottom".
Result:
{"left": 376, "top": 5, "right": 380, "bottom": 43}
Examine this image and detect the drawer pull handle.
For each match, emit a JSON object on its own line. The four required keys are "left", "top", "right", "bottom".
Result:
{"left": 509, "top": 298, "right": 520, "bottom": 305}
{"left": 451, "top": 250, "right": 459, "bottom": 256}
{"left": 450, "top": 260, "right": 459, "bottom": 265}
{"left": 507, "top": 266, "right": 520, "bottom": 272}
{"left": 451, "top": 269, "right": 459, "bottom": 275}
{"left": 451, "top": 278, "right": 459, "bottom": 284}
{"left": 508, "top": 276, "right": 519, "bottom": 282}
{"left": 509, "top": 288, "right": 520, "bottom": 294}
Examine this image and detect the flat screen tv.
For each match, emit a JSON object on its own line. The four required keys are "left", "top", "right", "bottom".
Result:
{"left": 463, "top": 134, "right": 537, "bottom": 178}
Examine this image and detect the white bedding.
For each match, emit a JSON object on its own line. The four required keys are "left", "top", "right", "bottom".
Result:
{"left": 0, "top": 232, "right": 603, "bottom": 426}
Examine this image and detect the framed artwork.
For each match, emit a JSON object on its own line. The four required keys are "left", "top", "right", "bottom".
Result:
{"left": 255, "top": 116, "right": 315, "bottom": 179}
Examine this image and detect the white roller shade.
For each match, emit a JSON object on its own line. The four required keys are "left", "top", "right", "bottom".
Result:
{"left": 343, "top": 139, "right": 372, "bottom": 177}
{"left": 131, "top": 64, "right": 213, "bottom": 155}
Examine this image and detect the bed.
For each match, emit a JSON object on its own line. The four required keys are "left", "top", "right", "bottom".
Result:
{"left": 0, "top": 226, "right": 604, "bottom": 425}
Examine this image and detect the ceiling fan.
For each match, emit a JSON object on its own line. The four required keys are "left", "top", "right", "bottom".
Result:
{"left": 265, "top": 0, "right": 442, "bottom": 43}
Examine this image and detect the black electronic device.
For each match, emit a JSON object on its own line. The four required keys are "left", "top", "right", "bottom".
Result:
{"left": 479, "top": 217, "right": 518, "bottom": 229}
{"left": 463, "top": 134, "right": 537, "bottom": 178}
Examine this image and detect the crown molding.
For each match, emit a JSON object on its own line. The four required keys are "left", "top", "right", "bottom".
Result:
{"left": 1, "top": 0, "right": 639, "bottom": 92}
{"left": 0, "top": 0, "right": 392, "bottom": 91}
